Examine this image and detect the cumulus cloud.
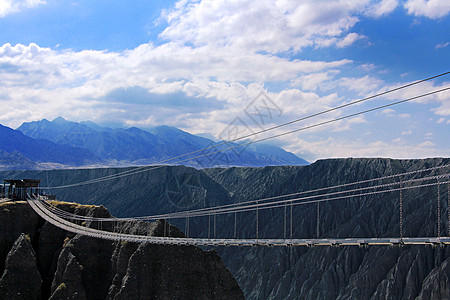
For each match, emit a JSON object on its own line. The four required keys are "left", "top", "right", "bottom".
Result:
{"left": 404, "top": 0, "right": 450, "bottom": 19}
{"left": 380, "top": 79, "right": 450, "bottom": 117}
{"left": 336, "top": 32, "right": 366, "bottom": 48}
{"left": 365, "top": 0, "right": 398, "bottom": 18}
{"left": 0, "top": 0, "right": 446, "bottom": 161}
{"left": 381, "top": 108, "right": 396, "bottom": 116}
{"left": 291, "top": 71, "right": 340, "bottom": 91}
{"left": 159, "top": 0, "right": 393, "bottom": 53}
{"left": 339, "top": 75, "right": 384, "bottom": 94}
{"left": 0, "top": 0, "right": 45, "bottom": 17}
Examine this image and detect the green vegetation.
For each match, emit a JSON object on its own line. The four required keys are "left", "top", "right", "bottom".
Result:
{"left": 55, "top": 283, "right": 67, "bottom": 292}
{"left": 62, "top": 237, "right": 71, "bottom": 247}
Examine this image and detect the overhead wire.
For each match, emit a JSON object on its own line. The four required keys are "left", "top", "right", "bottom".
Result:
{"left": 45, "top": 72, "right": 449, "bottom": 189}
{"left": 47, "top": 87, "right": 450, "bottom": 189}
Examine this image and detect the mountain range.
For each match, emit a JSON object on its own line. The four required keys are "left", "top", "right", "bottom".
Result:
{"left": 0, "top": 117, "right": 308, "bottom": 170}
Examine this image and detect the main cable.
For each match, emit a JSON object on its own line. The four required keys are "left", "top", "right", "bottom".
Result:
{"left": 40, "top": 168, "right": 450, "bottom": 222}
{"left": 139, "top": 164, "right": 450, "bottom": 219}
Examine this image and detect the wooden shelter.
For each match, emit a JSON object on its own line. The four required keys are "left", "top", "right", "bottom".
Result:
{"left": 3, "top": 179, "right": 41, "bottom": 200}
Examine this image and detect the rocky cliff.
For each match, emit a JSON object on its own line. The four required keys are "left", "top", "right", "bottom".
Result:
{"left": 1, "top": 158, "right": 449, "bottom": 299}
{"left": 0, "top": 201, "right": 244, "bottom": 299}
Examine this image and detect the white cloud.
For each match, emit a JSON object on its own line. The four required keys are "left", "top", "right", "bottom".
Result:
{"left": 401, "top": 130, "right": 412, "bottom": 135}
{"left": 436, "top": 42, "right": 449, "bottom": 49}
{"left": 381, "top": 108, "right": 396, "bottom": 116}
{"left": 0, "top": 0, "right": 45, "bottom": 17}
{"left": 285, "top": 136, "right": 446, "bottom": 161}
{"left": 159, "top": 0, "right": 393, "bottom": 53}
{"left": 365, "top": 0, "right": 398, "bottom": 18}
{"left": 425, "top": 132, "right": 433, "bottom": 139}
{"left": 398, "top": 113, "right": 411, "bottom": 118}
{"left": 418, "top": 140, "right": 435, "bottom": 147}
{"left": 0, "top": 0, "right": 446, "bottom": 161}
{"left": 404, "top": 0, "right": 450, "bottom": 19}
{"left": 359, "top": 63, "right": 377, "bottom": 72}
{"left": 379, "top": 109, "right": 410, "bottom": 119}
{"left": 336, "top": 32, "right": 366, "bottom": 48}
{"left": 291, "top": 71, "right": 340, "bottom": 91}
{"left": 0, "top": 42, "right": 353, "bottom": 134}
{"left": 381, "top": 79, "right": 450, "bottom": 117}
{"left": 339, "top": 75, "right": 384, "bottom": 94}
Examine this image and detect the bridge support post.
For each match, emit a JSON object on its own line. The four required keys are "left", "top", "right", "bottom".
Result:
{"left": 290, "top": 201, "right": 293, "bottom": 239}
{"left": 256, "top": 201, "right": 259, "bottom": 241}
{"left": 437, "top": 181, "right": 441, "bottom": 238}
{"left": 284, "top": 205, "right": 286, "bottom": 239}
{"left": 399, "top": 179, "right": 403, "bottom": 242}
{"left": 214, "top": 213, "right": 216, "bottom": 239}
{"left": 316, "top": 203, "right": 320, "bottom": 239}
{"left": 234, "top": 212, "right": 237, "bottom": 239}
{"left": 208, "top": 214, "right": 211, "bottom": 239}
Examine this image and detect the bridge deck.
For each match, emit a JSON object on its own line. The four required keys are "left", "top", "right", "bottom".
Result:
{"left": 26, "top": 197, "right": 450, "bottom": 247}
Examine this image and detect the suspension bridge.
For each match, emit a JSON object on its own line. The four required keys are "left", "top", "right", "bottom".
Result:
{"left": 7, "top": 163, "right": 449, "bottom": 247}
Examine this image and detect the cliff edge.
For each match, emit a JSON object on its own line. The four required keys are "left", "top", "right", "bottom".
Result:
{"left": 0, "top": 201, "right": 244, "bottom": 300}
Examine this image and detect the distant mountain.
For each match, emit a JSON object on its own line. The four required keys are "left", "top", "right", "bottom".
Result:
{"left": 0, "top": 124, "right": 98, "bottom": 168}
{"left": 18, "top": 118, "right": 168, "bottom": 162}
{"left": 17, "top": 117, "right": 308, "bottom": 168}
{"left": 0, "top": 150, "right": 38, "bottom": 170}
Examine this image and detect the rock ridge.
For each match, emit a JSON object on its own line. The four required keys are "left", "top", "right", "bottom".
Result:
{"left": 0, "top": 201, "right": 244, "bottom": 300}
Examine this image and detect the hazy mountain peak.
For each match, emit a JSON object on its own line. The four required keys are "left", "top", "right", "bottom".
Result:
{"left": 52, "top": 116, "right": 67, "bottom": 123}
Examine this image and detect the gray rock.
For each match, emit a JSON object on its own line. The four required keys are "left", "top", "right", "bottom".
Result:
{"left": 115, "top": 244, "right": 244, "bottom": 300}
{"left": 50, "top": 247, "right": 86, "bottom": 300}
{"left": 0, "top": 233, "right": 42, "bottom": 299}
{"left": 416, "top": 257, "right": 450, "bottom": 300}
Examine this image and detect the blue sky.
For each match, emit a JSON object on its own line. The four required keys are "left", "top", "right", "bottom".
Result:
{"left": 0, "top": 0, "right": 449, "bottom": 161}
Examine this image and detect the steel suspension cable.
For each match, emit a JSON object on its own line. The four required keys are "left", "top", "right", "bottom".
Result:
{"left": 136, "top": 164, "right": 450, "bottom": 220}
{"left": 41, "top": 168, "right": 450, "bottom": 223}
{"left": 143, "top": 173, "right": 450, "bottom": 220}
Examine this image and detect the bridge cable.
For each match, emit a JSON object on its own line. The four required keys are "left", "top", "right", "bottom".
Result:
{"left": 141, "top": 164, "right": 450, "bottom": 220}
{"left": 37, "top": 169, "right": 450, "bottom": 223}
{"left": 39, "top": 174, "right": 449, "bottom": 225}
{"left": 32, "top": 180, "right": 450, "bottom": 244}
{"left": 151, "top": 173, "right": 450, "bottom": 220}
{"left": 39, "top": 172, "right": 450, "bottom": 223}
